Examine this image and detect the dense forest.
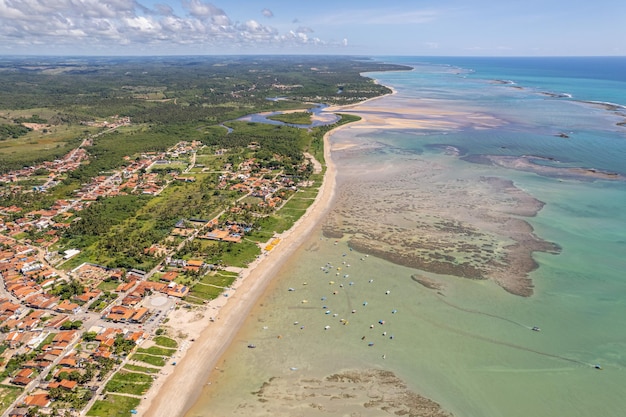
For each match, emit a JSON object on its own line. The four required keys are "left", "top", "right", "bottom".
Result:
{"left": 0, "top": 55, "right": 407, "bottom": 269}
{"left": 0, "top": 55, "right": 409, "bottom": 175}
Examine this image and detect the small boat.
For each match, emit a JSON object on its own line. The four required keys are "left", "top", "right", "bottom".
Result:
{"left": 531, "top": 326, "right": 541, "bottom": 332}
{"left": 288, "top": 287, "right": 295, "bottom": 292}
{"left": 594, "top": 364, "right": 602, "bottom": 370}
{"left": 248, "top": 344, "right": 256, "bottom": 349}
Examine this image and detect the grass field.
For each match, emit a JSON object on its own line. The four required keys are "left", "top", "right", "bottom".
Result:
{"left": 0, "top": 384, "right": 22, "bottom": 414}
{"left": 199, "top": 272, "right": 237, "bottom": 287}
{"left": 153, "top": 336, "right": 178, "bottom": 348}
{"left": 136, "top": 346, "right": 176, "bottom": 357}
{"left": 104, "top": 371, "right": 153, "bottom": 396}
{"left": 214, "top": 239, "right": 260, "bottom": 267}
{"left": 130, "top": 353, "right": 166, "bottom": 367}
{"left": 123, "top": 364, "right": 161, "bottom": 374}
{"left": 188, "top": 283, "right": 223, "bottom": 301}
{"left": 87, "top": 393, "right": 141, "bottom": 417}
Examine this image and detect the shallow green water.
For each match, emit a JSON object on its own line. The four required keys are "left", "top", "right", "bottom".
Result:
{"left": 187, "top": 58, "right": 626, "bottom": 417}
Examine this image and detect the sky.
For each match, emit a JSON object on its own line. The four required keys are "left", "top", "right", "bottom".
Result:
{"left": 0, "top": 0, "right": 625, "bottom": 56}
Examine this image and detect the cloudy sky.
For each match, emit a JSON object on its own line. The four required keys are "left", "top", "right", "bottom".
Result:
{"left": 1, "top": 0, "right": 624, "bottom": 56}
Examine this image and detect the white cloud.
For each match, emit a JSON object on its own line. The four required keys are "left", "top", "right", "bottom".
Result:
{"left": 182, "top": 0, "right": 225, "bottom": 18}
{"left": 0, "top": 0, "right": 336, "bottom": 53}
{"left": 154, "top": 4, "right": 175, "bottom": 16}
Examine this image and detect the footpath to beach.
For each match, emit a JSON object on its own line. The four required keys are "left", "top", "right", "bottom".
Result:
{"left": 137, "top": 111, "right": 366, "bottom": 417}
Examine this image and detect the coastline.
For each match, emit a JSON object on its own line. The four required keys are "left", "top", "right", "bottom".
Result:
{"left": 134, "top": 58, "right": 626, "bottom": 417}
{"left": 137, "top": 100, "right": 375, "bottom": 417}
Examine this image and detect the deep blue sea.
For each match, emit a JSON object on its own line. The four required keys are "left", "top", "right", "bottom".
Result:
{"left": 374, "top": 56, "right": 626, "bottom": 175}
{"left": 188, "top": 57, "right": 626, "bottom": 417}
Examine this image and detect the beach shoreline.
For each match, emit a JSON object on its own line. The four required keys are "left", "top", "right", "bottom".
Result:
{"left": 137, "top": 97, "right": 382, "bottom": 417}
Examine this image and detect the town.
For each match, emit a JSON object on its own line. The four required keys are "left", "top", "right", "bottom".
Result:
{"left": 0, "top": 54, "right": 403, "bottom": 417}
{"left": 0, "top": 117, "right": 325, "bottom": 417}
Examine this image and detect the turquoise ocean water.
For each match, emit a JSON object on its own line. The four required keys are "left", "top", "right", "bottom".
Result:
{"left": 187, "top": 57, "right": 626, "bottom": 417}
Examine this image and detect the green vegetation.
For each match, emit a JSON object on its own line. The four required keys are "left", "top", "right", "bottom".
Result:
{"left": 105, "top": 371, "right": 153, "bottom": 395}
{"left": 82, "top": 331, "right": 98, "bottom": 342}
{"left": 267, "top": 111, "right": 312, "bottom": 125}
{"left": 87, "top": 393, "right": 140, "bottom": 417}
{"left": 199, "top": 272, "right": 238, "bottom": 287}
{"left": 153, "top": 336, "right": 178, "bottom": 348}
{"left": 0, "top": 54, "right": 406, "bottom": 417}
{"left": 12, "top": 114, "right": 48, "bottom": 124}
{"left": 130, "top": 353, "right": 166, "bottom": 367}
{"left": 123, "top": 364, "right": 161, "bottom": 374}
{"left": 36, "top": 332, "right": 57, "bottom": 350}
{"left": 60, "top": 320, "right": 83, "bottom": 330}
{"left": 0, "top": 57, "right": 394, "bottom": 279}
{"left": 90, "top": 290, "right": 117, "bottom": 309}
{"left": 0, "top": 352, "right": 35, "bottom": 379}
{"left": 112, "top": 334, "right": 136, "bottom": 356}
{"left": 49, "top": 279, "right": 84, "bottom": 300}
{"left": 0, "top": 384, "right": 22, "bottom": 414}
{"left": 0, "top": 56, "right": 406, "bottom": 175}
{"left": 0, "top": 123, "right": 30, "bottom": 140}
{"left": 187, "top": 283, "right": 224, "bottom": 302}
{"left": 136, "top": 346, "right": 176, "bottom": 357}
{"left": 49, "top": 385, "right": 93, "bottom": 410}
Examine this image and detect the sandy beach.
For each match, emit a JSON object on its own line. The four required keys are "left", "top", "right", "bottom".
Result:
{"left": 138, "top": 106, "right": 368, "bottom": 417}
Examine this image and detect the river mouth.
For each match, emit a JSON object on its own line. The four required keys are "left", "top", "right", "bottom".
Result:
{"left": 237, "top": 103, "right": 340, "bottom": 128}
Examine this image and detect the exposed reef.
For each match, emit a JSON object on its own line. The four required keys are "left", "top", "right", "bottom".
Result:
{"left": 324, "top": 155, "right": 560, "bottom": 297}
